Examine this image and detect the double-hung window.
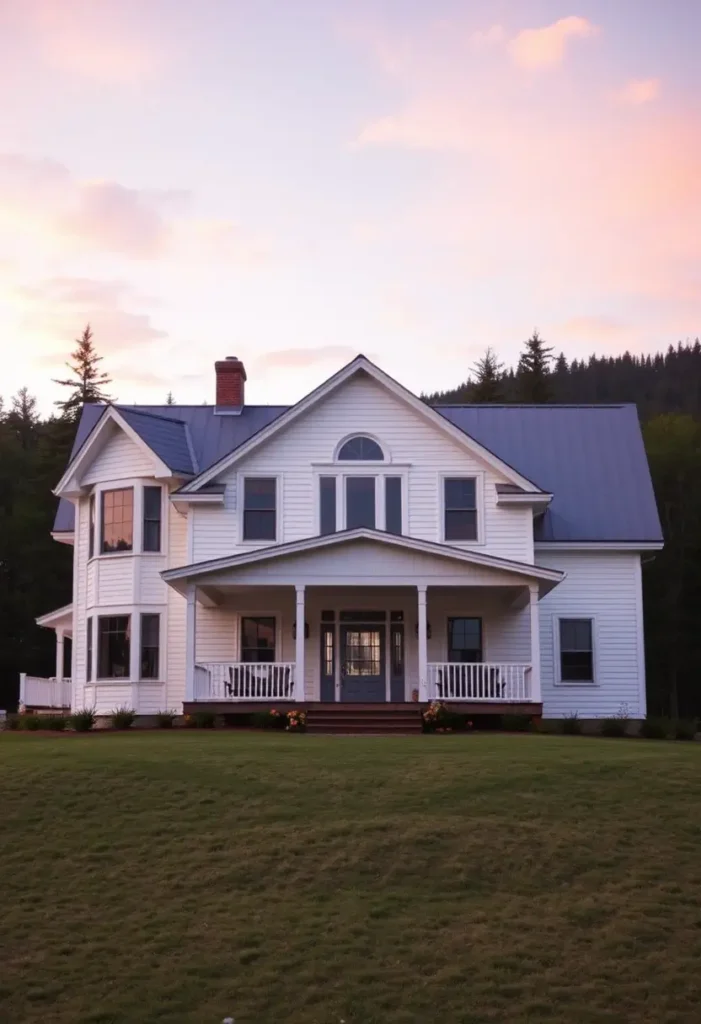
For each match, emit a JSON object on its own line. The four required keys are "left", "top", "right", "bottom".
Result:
{"left": 98, "top": 616, "right": 131, "bottom": 678}
{"left": 243, "top": 478, "right": 277, "bottom": 541}
{"left": 101, "top": 488, "right": 134, "bottom": 553}
{"left": 444, "top": 478, "right": 477, "bottom": 541}
{"left": 241, "top": 617, "right": 276, "bottom": 662}
{"left": 140, "top": 613, "right": 160, "bottom": 679}
{"left": 142, "top": 487, "right": 162, "bottom": 552}
{"left": 559, "top": 619, "right": 594, "bottom": 682}
{"left": 448, "top": 617, "right": 483, "bottom": 662}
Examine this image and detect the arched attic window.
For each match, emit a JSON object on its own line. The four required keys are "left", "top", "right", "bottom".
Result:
{"left": 337, "top": 435, "right": 384, "bottom": 461}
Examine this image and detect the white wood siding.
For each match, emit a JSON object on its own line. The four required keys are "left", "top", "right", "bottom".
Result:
{"left": 82, "top": 427, "right": 155, "bottom": 484}
{"left": 73, "top": 498, "right": 88, "bottom": 709}
{"left": 96, "top": 558, "right": 133, "bottom": 605}
{"left": 165, "top": 500, "right": 188, "bottom": 710}
{"left": 198, "top": 376, "right": 534, "bottom": 562}
{"left": 536, "top": 551, "right": 645, "bottom": 718}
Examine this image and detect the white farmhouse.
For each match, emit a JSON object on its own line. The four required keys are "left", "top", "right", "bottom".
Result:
{"left": 25, "top": 355, "right": 663, "bottom": 728}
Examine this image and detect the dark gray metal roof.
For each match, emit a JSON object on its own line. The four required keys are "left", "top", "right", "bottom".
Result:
{"left": 53, "top": 400, "right": 662, "bottom": 544}
{"left": 437, "top": 404, "right": 662, "bottom": 542}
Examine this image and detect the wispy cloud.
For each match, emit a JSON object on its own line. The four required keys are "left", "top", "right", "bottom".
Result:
{"left": 13, "top": 0, "right": 168, "bottom": 84}
{"left": 616, "top": 78, "right": 661, "bottom": 106}
{"left": 254, "top": 346, "right": 361, "bottom": 371}
{"left": 508, "top": 16, "right": 599, "bottom": 70}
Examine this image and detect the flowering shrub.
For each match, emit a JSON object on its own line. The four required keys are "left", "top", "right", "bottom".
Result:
{"left": 422, "top": 701, "right": 471, "bottom": 733}
{"left": 286, "top": 710, "right": 307, "bottom": 732}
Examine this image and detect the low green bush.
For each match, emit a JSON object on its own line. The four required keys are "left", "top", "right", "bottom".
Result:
{"left": 185, "top": 710, "right": 216, "bottom": 729}
{"left": 250, "top": 709, "right": 287, "bottom": 730}
{"left": 601, "top": 717, "right": 627, "bottom": 738}
{"left": 560, "top": 713, "right": 582, "bottom": 735}
{"left": 44, "top": 714, "right": 68, "bottom": 731}
{"left": 156, "top": 710, "right": 177, "bottom": 728}
{"left": 21, "top": 714, "right": 43, "bottom": 731}
{"left": 422, "top": 701, "right": 470, "bottom": 733}
{"left": 111, "top": 706, "right": 136, "bottom": 730}
{"left": 640, "top": 716, "right": 670, "bottom": 740}
{"left": 501, "top": 714, "right": 533, "bottom": 732}
{"left": 70, "top": 709, "right": 96, "bottom": 732}
{"left": 3, "top": 714, "right": 20, "bottom": 731}
{"left": 673, "top": 718, "right": 698, "bottom": 741}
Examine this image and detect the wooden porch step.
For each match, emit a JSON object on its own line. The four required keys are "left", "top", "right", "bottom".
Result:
{"left": 306, "top": 705, "right": 423, "bottom": 735}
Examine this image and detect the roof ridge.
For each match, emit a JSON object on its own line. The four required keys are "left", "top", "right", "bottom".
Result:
{"left": 116, "top": 406, "right": 188, "bottom": 425}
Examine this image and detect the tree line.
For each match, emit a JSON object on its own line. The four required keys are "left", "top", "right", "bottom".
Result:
{"left": 1, "top": 327, "right": 700, "bottom": 717}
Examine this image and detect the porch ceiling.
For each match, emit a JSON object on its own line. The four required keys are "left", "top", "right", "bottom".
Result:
{"left": 162, "top": 529, "right": 564, "bottom": 597}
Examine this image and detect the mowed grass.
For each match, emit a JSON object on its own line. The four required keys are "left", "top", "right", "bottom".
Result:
{"left": 2, "top": 734, "right": 701, "bottom": 1024}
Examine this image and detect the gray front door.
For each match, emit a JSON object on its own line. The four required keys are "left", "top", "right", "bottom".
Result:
{"left": 341, "top": 625, "right": 386, "bottom": 702}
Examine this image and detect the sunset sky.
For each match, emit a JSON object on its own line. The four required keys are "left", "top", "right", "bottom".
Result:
{"left": 0, "top": 0, "right": 699, "bottom": 410}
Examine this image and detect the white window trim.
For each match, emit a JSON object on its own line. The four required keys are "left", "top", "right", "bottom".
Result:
{"left": 88, "top": 480, "right": 166, "bottom": 561}
{"left": 237, "top": 473, "right": 283, "bottom": 546}
{"left": 313, "top": 469, "right": 409, "bottom": 534}
{"left": 332, "top": 432, "right": 389, "bottom": 463}
{"left": 552, "top": 614, "right": 598, "bottom": 686}
{"left": 438, "top": 471, "right": 485, "bottom": 546}
{"left": 237, "top": 612, "right": 282, "bottom": 662}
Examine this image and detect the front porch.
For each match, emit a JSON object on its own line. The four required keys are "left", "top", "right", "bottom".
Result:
{"left": 164, "top": 529, "right": 564, "bottom": 712}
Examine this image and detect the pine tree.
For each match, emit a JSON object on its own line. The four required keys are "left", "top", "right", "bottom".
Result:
{"left": 516, "top": 330, "right": 554, "bottom": 403}
{"left": 166, "top": 392, "right": 175, "bottom": 405}
{"left": 470, "top": 347, "right": 505, "bottom": 402}
{"left": 53, "top": 325, "right": 113, "bottom": 420}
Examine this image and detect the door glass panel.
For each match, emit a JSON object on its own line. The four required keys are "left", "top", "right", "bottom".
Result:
{"left": 391, "top": 627, "right": 404, "bottom": 676}
{"left": 344, "top": 630, "right": 381, "bottom": 676}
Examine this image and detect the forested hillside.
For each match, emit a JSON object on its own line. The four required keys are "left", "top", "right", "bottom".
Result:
{"left": 1, "top": 333, "right": 700, "bottom": 717}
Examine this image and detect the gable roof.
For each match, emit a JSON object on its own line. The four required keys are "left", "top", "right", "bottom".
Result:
{"left": 161, "top": 527, "right": 565, "bottom": 595}
{"left": 52, "top": 389, "right": 662, "bottom": 546}
{"left": 177, "top": 356, "right": 543, "bottom": 494}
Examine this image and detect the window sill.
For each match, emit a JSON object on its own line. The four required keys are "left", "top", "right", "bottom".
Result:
{"left": 554, "top": 680, "right": 598, "bottom": 687}
{"left": 91, "top": 551, "right": 134, "bottom": 561}
{"left": 91, "top": 679, "right": 165, "bottom": 685}
{"left": 240, "top": 538, "right": 279, "bottom": 546}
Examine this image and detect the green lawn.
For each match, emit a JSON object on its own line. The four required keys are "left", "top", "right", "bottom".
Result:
{"left": 2, "top": 733, "right": 701, "bottom": 1024}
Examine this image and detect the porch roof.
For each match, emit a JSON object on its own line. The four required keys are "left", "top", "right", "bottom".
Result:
{"left": 161, "top": 529, "right": 564, "bottom": 596}
{"left": 36, "top": 603, "right": 73, "bottom": 634}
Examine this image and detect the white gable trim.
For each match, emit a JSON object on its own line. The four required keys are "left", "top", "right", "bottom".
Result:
{"left": 54, "top": 406, "right": 173, "bottom": 498}
{"left": 162, "top": 527, "right": 564, "bottom": 588}
{"left": 36, "top": 603, "right": 74, "bottom": 629}
{"left": 180, "top": 356, "right": 544, "bottom": 493}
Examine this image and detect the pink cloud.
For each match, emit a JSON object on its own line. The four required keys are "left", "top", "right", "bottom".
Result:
{"left": 14, "top": 0, "right": 167, "bottom": 84}
{"left": 616, "top": 78, "right": 661, "bottom": 105}
{"left": 507, "top": 16, "right": 599, "bottom": 70}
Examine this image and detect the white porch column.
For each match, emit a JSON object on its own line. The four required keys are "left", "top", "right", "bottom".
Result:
{"left": 55, "top": 628, "right": 65, "bottom": 681}
{"left": 529, "top": 583, "right": 542, "bottom": 703}
{"left": 295, "top": 585, "right": 306, "bottom": 702}
{"left": 185, "top": 584, "right": 197, "bottom": 702}
{"left": 417, "top": 584, "right": 428, "bottom": 702}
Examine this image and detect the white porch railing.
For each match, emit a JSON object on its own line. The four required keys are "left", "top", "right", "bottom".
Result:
{"left": 427, "top": 663, "right": 533, "bottom": 702}
{"left": 19, "top": 674, "right": 72, "bottom": 709}
{"left": 194, "top": 662, "right": 297, "bottom": 701}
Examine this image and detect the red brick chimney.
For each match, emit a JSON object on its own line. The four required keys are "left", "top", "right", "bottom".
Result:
{"left": 215, "top": 356, "right": 247, "bottom": 407}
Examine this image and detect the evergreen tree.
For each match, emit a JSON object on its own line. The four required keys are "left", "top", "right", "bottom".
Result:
{"left": 516, "top": 330, "right": 554, "bottom": 403}
{"left": 470, "top": 348, "right": 505, "bottom": 402}
{"left": 53, "top": 325, "right": 113, "bottom": 420}
{"left": 166, "top": 392, "right": 175, "bottom": 405}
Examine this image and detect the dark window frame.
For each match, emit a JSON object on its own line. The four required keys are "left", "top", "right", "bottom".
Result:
{"left": 88, "top": 494, "right": 95, "bottom": 559}
{"left": 97, "top": 615, "right": 131, "bottom": 679}
{"left": 345, "top": 476, "right": 376, "bottom": 530}
{"left": 319, "top": 476, "right": 337, "bottom": 535}
{"left": 86, "top": 617, "right": 93, "bottom": 682}
{"left": 385, "top": 476, "right": 402, "bottom": 535}
{"left": 242, "top": 477, "right": 277, "bottom": 542}
{"left": 447, "top": 617, "right": 483, "bottom": 663}
{"left": 559, "top": 618, "right": 595, "bottom": 682}
{"left": 443, "top": 477, "right": 478, "bottom": 542}
{"left": 142, "top": 486, "right": 162, "bottom": 553}
{"left": 240, "top": 616, "right": 276, "bottom": 663}
{"left": 140, "top": 613, "right": 160, "bottom": 680}
{"left": 100, "top": 487, "right": 134, "bottom": 554}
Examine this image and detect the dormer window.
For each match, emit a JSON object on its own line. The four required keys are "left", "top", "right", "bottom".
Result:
{"left": 337, "top": 436, "right": 384, "bottom": 461}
